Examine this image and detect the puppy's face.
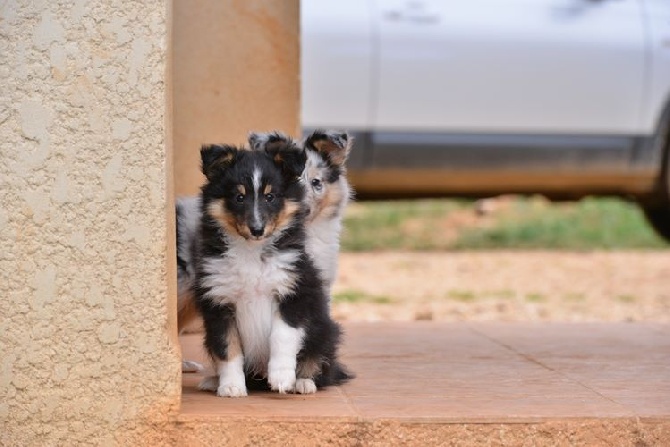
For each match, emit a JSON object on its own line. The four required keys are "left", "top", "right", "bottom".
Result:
{"left": 302, "top": 131, "right": 352, "bottom": 221}
{"left": 249, "top": 130, "right": 352, "bottom": 222}
{"left": 201, "top": 142, "right": 306, "bottom": 241}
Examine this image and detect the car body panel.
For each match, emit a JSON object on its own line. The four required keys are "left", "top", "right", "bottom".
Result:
{"left": 375, "top": 0, "right": 647, "bottom": 134}
{"left": 301, "top": 0, "right": 374, "bottom": 129}
{"left": 301, "top": 0, "right": 670, "bottom": 199}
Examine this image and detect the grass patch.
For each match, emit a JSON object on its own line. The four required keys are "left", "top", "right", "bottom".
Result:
{"left": 341, "top": 197, "right": 668, "bottom": 251}
{"left": 525, "top": 293, "right": 546, "bottom": 303}
{"left": 563, "top": 293, "right": 586, "bottom": 302}
{"left": 341, "top": 199, "right": 470, "bottom": 251}
{"left": 451, "top": 197, "right": 666, "bottom": 250}
{"left": 616, "top": 294, "right": 637, "bottom": 303}
{"left": 447, "top": 290, "right": 477, "bottom": 302}
{"left": 333, "top": 290, "right": 394, "bottom": 304}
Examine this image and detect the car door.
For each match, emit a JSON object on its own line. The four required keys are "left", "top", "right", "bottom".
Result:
{"left": 371, "top": 0, "right": 648, "bottom": 172}
{"left": 301, "top": 0, "right": 374, "bottom": 131}
{"left": 374, "top": 0, "right": 647, "bottom": 133}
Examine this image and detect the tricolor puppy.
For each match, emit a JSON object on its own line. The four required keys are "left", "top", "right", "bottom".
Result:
{"left": 194, "top": 140, "right": 351, "bottom": 396}
{"left": 249, "top": 130, "right": 353, "bottom": 296}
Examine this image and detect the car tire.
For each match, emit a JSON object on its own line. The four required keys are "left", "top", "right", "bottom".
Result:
{"left": 641, "top": 115, "right": 670, "bottom": 242}
{"left": 642, "top": 205, "right": 670, "bottom": 241}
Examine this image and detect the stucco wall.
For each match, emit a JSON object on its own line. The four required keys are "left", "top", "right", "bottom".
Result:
{"left": 172, "top": 0, "right": 301, "bottom": 196}
{"left": 0, "top": 0, "right": 181, "bottom": 444}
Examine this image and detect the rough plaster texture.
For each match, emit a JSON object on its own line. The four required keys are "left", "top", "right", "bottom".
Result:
{"left": 0, "top": 0, "right": 181, "bottom": 445}
{"left": 172, "top": 0, "right": 301, "bottom": 196}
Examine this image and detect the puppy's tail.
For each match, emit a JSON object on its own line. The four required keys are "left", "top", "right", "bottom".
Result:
{"left": 316, "top": 360, "right": 355, "bottom": 388}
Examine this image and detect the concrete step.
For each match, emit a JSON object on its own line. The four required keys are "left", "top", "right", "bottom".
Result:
{"left": 177, "top": 322, "right": 670, "bottom": 446}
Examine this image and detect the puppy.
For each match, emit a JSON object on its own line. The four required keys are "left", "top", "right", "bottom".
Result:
{"left": 249, "top": 130, "right": 353, "bottom": 296}
{"left": 176, "top": 195, "right": 205, "bottom": 372}
{"left": 176, "top": 131, "right": 353, "bottom": 372}
{"left": 194, "top": 139, "right": 351, "bottom": 396}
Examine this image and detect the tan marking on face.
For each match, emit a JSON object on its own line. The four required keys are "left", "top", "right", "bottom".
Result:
{"left": 297, "top": 358, "right": 322, "bottom": 379}
{"left": 268, "top": 200, "right": 300, "bottom": 235}
{"left": 226, "top": 321, "right": 242, "bottom": 360}
{"left": 314, "top": 181, "right": 344, "bottom": 220}
{"left": 207, "top": 199, "right": 239, "bottom": 236}
{"left": 237, "top": 185, "right": 246, "bottom": 195}
{"left": 263, "top": 184, "right": 272, "bottom": 195}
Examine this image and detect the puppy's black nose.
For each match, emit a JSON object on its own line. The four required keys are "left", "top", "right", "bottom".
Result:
{"left": 250, "top": 226, "right": 264, "bottom": 238}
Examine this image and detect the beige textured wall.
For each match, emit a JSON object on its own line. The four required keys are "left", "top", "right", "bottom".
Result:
{"left": 172, "top": 0, "right": 300, "bottom": 196}
{"left": 0, "top": 0, "right": 181, "bottom": 445}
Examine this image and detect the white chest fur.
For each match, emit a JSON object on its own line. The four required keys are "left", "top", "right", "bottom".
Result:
{"left": 201, "top": 238, "right": 300, "bottom": 374}
{"left": 306, "top": 216, "right": 341, "bottom": 291}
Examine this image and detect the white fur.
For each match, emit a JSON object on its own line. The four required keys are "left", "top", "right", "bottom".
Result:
{"left": 268, "top": 312, "right": 305, "bottom": 393}
{"left": 295, "top": 378, "right": 317, "bottom": 394}
{"left": 215, "top": 355, "right": 247, "bottom": 397}
{"left": 181, "top": 360, "right": 203, "bottom": 373}
{"left": 306, "top": 216, "right": 342, "bottom": 293}
{"left": 201, "top": 236, "right": 300, "bottom": 376}
{"left": 251, "top": 165, "right": 262, "bottom": 230}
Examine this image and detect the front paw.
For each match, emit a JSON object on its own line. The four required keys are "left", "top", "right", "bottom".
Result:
{"left": 217, "top": 382, "right": 248, "bottom": 397}
{"left": 295, "top": 378, "right": 317, "bottom": 394}
{"left": 268, "top": 367, "right": 296, "bottom": 394}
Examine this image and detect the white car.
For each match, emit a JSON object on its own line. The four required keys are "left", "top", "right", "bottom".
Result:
{"left": 301, "top": 0, "right": 670, "bottom": 239}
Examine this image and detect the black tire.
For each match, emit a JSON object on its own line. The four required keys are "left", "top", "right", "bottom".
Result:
{"left": 641, "top": 105, "right": 670, "bottom": 242}
{"left": 642, "top": 205, "right": 670, "bottom": 242}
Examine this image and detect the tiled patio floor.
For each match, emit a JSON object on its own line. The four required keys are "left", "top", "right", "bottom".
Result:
{"left": 177, "top": 322, "right": 670, "bottom": 445}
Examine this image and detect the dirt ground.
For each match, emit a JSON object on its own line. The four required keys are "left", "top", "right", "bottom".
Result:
{"left": 332, "top": 251, "right": 670, "bottom": 322}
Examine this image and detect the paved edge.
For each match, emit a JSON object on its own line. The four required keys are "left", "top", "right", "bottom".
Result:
{"left": 172, "top": 417, "right": 670, "bottom": 446}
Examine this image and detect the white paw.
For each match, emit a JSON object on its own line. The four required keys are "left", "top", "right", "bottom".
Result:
{"left": 182, "top": 360, "right": 204, "bottom": 373}
{"left": 197, "top": 375, "right": 219, "bottom": 391}
{"left": 268, "top": 367, "right": 296, "bottom": 394}
{"left": 217, "top": 383, "right": 248, "bottom": 397}
{"left": 295, "top": 378, "right": 317, "bottom": 394}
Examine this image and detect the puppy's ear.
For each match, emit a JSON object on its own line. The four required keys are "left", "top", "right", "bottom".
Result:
{"left": 303, "top": 130, "right": 352, "bottom": 167}
{"left": 201, "top": 144, "right": 237, "bottom": 181}
{"left": 248, "top": 131, "right": 292, "bottom": 152}
{"left": 264, "top": 139, "right": 306, "bottom": 181}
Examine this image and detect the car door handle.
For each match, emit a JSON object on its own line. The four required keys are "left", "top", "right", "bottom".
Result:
{"left": 383, "top": 10, "right": 440, "bottom": 24}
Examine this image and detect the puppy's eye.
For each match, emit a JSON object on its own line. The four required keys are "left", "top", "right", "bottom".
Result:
{"left": 311, "top": 178, "right": 323, "bottom": 191}
{"left": 265, "top": 193, "right": 275, "bottom": 203}
{"left": 235, "top": 194, "right": 245, "bottom": 203}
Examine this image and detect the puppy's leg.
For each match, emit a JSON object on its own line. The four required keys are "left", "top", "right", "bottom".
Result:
{"left": 198, "top": 304, "right": 247, "bottom": 397}
{"left": 178, "top": 291, "right": 203, "bottom": 373}
{"left": 268, "top": 309, "right": 304, "bottom": 394}
{"left": 295, "top": 358, "right": 320, "bottom": 394}
{"left": 214, "top": 324, "right": 246, "bottom": 397}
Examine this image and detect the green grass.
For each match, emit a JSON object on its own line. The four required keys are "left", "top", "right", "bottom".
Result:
{"left": 452, "top": 197, "right": 666, "bottom": 250}
{"left": 525, "top": 293, "right": 547, "bottom": 303}
{"left": 333, "top": 290, "right": 394, "bottom": 304}
{"left": 447, "top": 290, "right": 477, "bottom": 302}
{"left": 341, "top": 197, "right": 668, "bottom": 251}
{"left": 341, "top": 199, "right": 470, "bottom": 251}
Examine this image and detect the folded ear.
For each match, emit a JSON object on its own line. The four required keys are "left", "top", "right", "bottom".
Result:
{"left": 201, "top": 144, "right": 237, "bottom": 181}
{"left": 248, "top": 131, "right": 292, "bottom": 152}
{"left": 303, "top": 130, "right": 352, "bottom": 167}
{"left": 264, "top": 139, "right": 306, "bottom": 181}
